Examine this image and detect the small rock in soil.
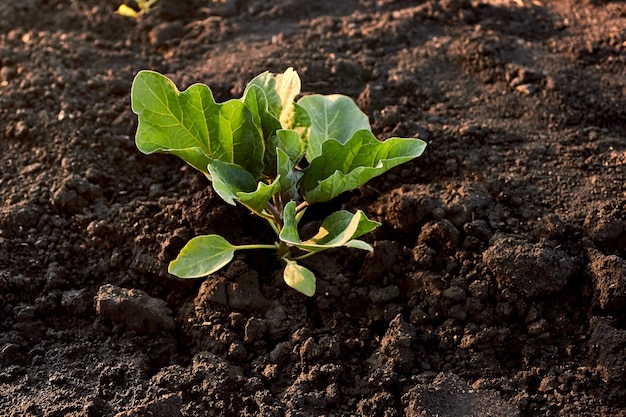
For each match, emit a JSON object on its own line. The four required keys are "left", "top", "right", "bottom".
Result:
{"left": 532, "top": 214, "right": 568, "bottom": 241}
{"left": 463, "top": 219, "right": 492, "bottom": 241}
{"left": 588, "top": 317, "right": 626, "bottom": 383}
{"left": 360, "top": 240, "right": 399, "bottom": 283}
{"left": 95, "top": 284, "right": 175, "bottom": 334}
{"left": 468, "top": 279, "right": 490, "bottom": 300}
{"left": 0, "top": 343, "right": 24, "bottom": 367}
{"left": 152, "top": 364, "right": 194, "bottom": 392}
{"left": 586, "top": 249, "right": 626, "bottom": 311}
{"left": 0, "top": 201, "right": 44, "bottom": 234}
{"left": 203, "top": 0, "right": 239, "bottom": 17}
{"left": 244, "top": 317, "right": 266, "bottom": 343}
{"left": 378, "top": 185, "right": 435, "bottom": 235}
{"left": 357, "top": 391, "right": 396, "bottom": 416}
{"left": 60, "top": 288, "right": 90, "bottom": 315}
{"left": 194, "top": 261, "right": 270, "bottom": 312}
{"left": 369, "top": 285, "right": 401, "bottom": 304}
{"left": 402, "top": 372, "right": 520, "bottom": 417}
{"left": 299, "top": 337, "right": 322, "bottom": 363}
{"left": 114, "top": 393, "right": 182, "bottom": 417}
{"left": 50, "top": 175, "right": 102, "bottom": 215}
{"left": 410, "top": 305, "right": 430, "bottom": 325}
{"left": 380, "top": 314, "right": 416, "bottom": 374}
{"left": 584, "top": 207, "right": 626, "bottom": 251}
{"left": 445, "top": 184, "right": 493, "bottom": 227}
{"left": 483, "top": 234, "right": 577, "bottom": 298}
{"left": 515, "top": 83, "right": 538, "bottom": 95}
{"left": 149, "top": 22, "right": 185, "bottom": 47}
{"left": 418, "top": 219, "right": 461, "bottom": 253}
{"left": 443, "top": 285, "right": 466, "bottom": 302}
{"left": 412, "top": 243, "right": 436, "bottom": 269}
{"left": 191, "top": 351, "right": 241, "bottom": 408}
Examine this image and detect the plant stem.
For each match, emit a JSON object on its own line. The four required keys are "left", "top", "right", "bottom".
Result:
{"left": 290, "top": 251, "right": 317, "bottom": 261}
{"left": 235, "top": 243, "right": 279, "bottom": 251}
{"left": 277, "top": 241, "right": 291, "bottom": 259}
{"left": 295, "top": 201, "right": 309, "bottom": 213}
{"left": 266, "top": 202, "right": 283, "bottom": 228}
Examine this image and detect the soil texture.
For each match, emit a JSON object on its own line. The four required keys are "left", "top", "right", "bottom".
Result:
{"left": 1, "top": 0, "right": 625, "bottom": 416}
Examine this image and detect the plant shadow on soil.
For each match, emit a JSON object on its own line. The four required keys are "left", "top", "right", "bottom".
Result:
{"left": 0, "top": 0, "right": 625, "bottom": 416}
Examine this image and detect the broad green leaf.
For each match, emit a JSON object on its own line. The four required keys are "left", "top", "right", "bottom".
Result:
{"left": 279, "top": 201, "right": 380, "bottom": 252}
{"left": 246, "top": 69, "right": 311, "bottom": 143}
{"left": 241, "top": 84, "right": 281, "bottom": 141}
{"left": 132, "top": 70, "right": 265, "bottom": 178}
{"left": 276, "top": 148, "right": 303, "bottom": 203}
{"left": 282, "top": 102, "right": 311, "bottom": 146}
{"left": 245, "top": 71, "right": 283, "bottom": 119}
{"left": 298, "top": 94, "right": 371, "bottom": 160}
{"left": 207, "top": 160, "right": 257, "bottom": 205}
{"left": 264, "top": 129, "right": 306, "bottom": 178}
{"left": 238, "top": 180, "right": 281, "bottom": 214}
{"left": 274, "top": 68, "right": 302, "bottom": 128}
{"left": 244, "top": 69, "right": 310, "bottom": 172}
{"left": 208, "top": 159, "right": 280, "bottom": 214}
{"left": 169, "top": 235, "right": 236, "bottom": 278}
{"left": 244, "top": 68, "right": 303, "bottom": 129}
{"left": 275, "top": 129, "right": 305, "bottom": 163}
{"left": 301, "top": 130, "right": 427, "bottom": 203}
{"left": 283, "top": 259, "right": 316, "bottom": 297}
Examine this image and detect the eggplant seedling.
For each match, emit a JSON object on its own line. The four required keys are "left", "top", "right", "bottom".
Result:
{"left": 131, "top": 68, "right": 426, "bottom": 296}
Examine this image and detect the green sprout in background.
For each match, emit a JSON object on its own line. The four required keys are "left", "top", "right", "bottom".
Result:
{"left": 116, "top": 0, "right": 158, "bottom": 18}
{"left": 131, "top": 68, "right": 426, "bottom": 296}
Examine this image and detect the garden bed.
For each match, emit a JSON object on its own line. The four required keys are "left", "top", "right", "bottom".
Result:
{"left": 1, "top": 0, "right": 625, "bottom": 415}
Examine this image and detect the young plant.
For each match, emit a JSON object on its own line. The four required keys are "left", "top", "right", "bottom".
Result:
{"left": 116, "top": 0, "right": 158, "bottom": 18}
{"left": 131, "top": 68, "right": 426, "bottom": 296}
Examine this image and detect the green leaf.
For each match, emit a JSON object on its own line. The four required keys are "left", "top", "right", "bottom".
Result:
{"left": 245, "top": 70, "right": 286, "bottom": 119}
{"left": 279, "top": 201, "right": 380, "bottom": 252}
{"left": 169, "top": 235, "right": 236, "bottom": 278}
{"left": 243, "top": 68, "right": 304, "bottom": 130}
{"left": 308, "top": 210, "right": 380, "bottom": 247}
{"left": 275, "top": 129, "right": 305, "bottom": 163}
{"left": 283, "top": 259, "right": 316, "bottom": 297}
{"left": 244, "top": 70, "right": 308, "bottom": 176}
{"left": 282, "top": 102, "right": 311, "bottom": 146}
{"left": 274, "top": 68, "right": 302, "bottom": 128}
{"left": 300, "top": 130, "right": 427, "bottom": 203}
{"left": 238, "top": 181, "right": 282, "bottom": 214}
{"left": 298, "top": 94, "right": 371, "bottom": 160}
{"left": 264, "top": 128, "right": 306, "bottom": 178}
{"left": 344, "top": 239, "right": 375, "bottom": 251}
{"left": 207, "top": 159, "right": 280, "bottom": 214}
{"left": 278, "top": 201, "right": 302, "bottom": 245}
{"left": 132, "top": 70, "right": 265, "bottom": 178}
{"left": 241, "top": 84, "right": 281, "bottom": 141}
{"left": 276, "top": 148, "right": 303, "bottom": 203}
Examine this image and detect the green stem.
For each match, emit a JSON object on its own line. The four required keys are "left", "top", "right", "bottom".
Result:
{"left": 290, "top": 251, "right": 317, "bottom": 261}
{"left": 234, "top": 243, "right": 279, "bottom": 251}
{"left": 277, "top": 241, "right": 291, "bottom": 259}
{"left": 295, "top": 200, "right": 309, "bottom": 213}
{"left": 266, "top": 217, "right": 280, "bottom": 235}
{"left": 266, "top": 202, "right": 283, "bottom": 229}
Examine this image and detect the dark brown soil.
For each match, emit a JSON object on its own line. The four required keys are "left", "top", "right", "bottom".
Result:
{"left": 1, "top": 0, "right": 625, "bottom": 416}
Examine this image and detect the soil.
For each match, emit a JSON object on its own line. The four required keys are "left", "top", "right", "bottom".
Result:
{"left": 1, "top": 0, "right": 625, "bottom": 416}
